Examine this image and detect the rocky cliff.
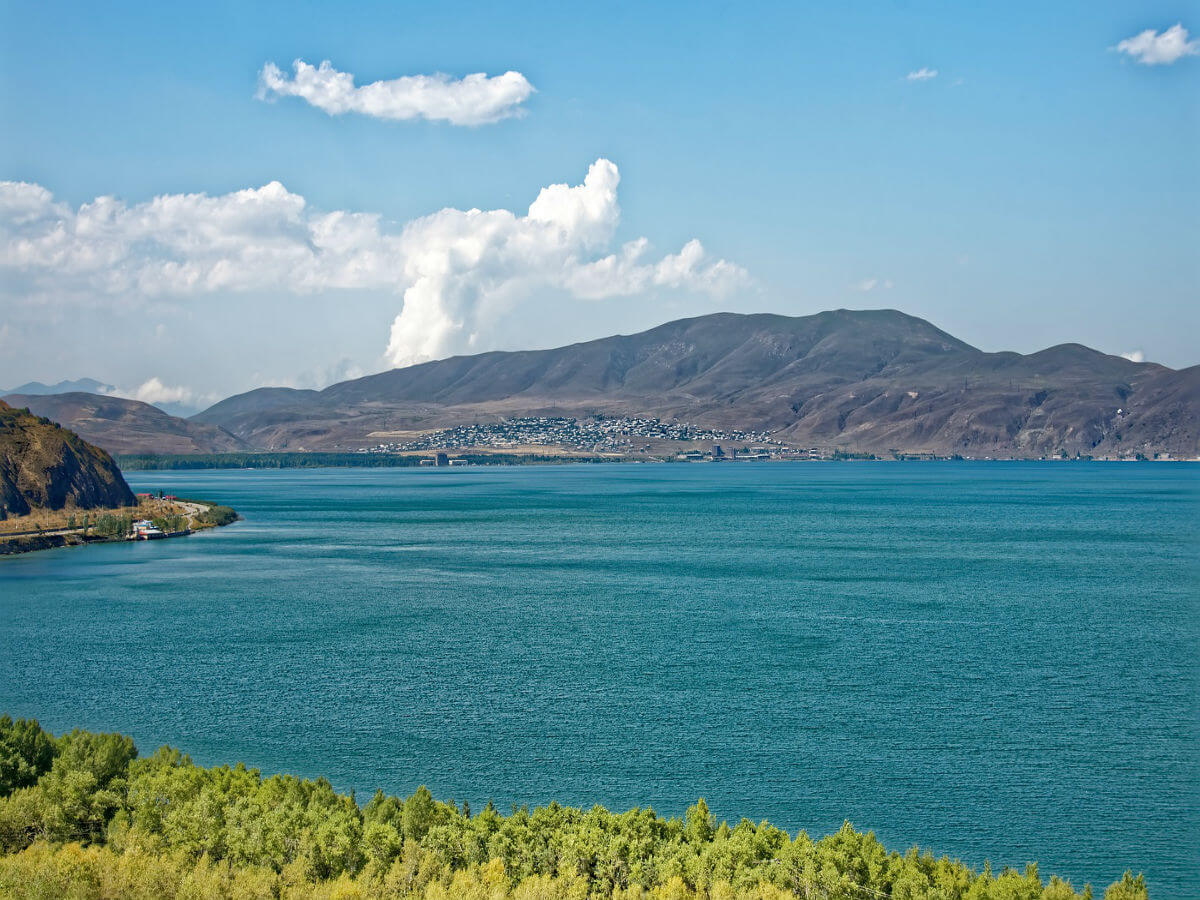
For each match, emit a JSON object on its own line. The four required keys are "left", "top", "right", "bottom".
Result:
{"left": 0, "top": 400, "right": 136, "bottom": 519}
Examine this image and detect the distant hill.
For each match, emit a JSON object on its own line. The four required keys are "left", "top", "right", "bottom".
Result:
{"left": 0, "top": 400, "right": 135, "bottom": 518}
{"left": 1, "top": 378, "right": 199, "bottom": 417}
{"left": 3, "top": 393, "right": 249, "bottom": 456}
{"left": 194, "top": 309, "right": 1199, "bottom": 459}
{"left": 3, "top": 377, "right": 120, "bottom": 397}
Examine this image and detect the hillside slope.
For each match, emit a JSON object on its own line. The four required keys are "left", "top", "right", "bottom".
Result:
{"left": 194, "top": 310, "right": 1199, "bottom": 458}
{"left": 0, "top": 400, "right": 135, "bottom": 518}
{"left": 4, "top": 393, "right": 249, "bottom": 456}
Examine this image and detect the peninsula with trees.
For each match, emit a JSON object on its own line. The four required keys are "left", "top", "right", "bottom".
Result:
{"left": 0, "top": 400, "right": 236, "bottom": 555}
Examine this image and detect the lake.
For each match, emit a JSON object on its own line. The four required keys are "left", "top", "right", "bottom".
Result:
{"left": 1, "top": 462, "right": 1197, "bottom": 896}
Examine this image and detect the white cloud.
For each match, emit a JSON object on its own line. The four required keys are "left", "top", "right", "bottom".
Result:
{"left": 258, "top": 59, "right": 535, "bottom": 125}
{"left": 855, "top": 278, "right": 893, "bottom": 292}
{"left": 1121, "top": 350, "right": 1145, "bottom": 363}
{"left": 906, "top": 68, "right": 938, "bottom": 81}
{"left": 133, "top": 377, "right": 195, "bottom": 406}
{"left": 1114, "top": 24, "right": 1199, "bottom": 65}
{"left": 77, "top": 377, "right": 214, "bottom": 412}
{"left": 0, "top": 160, "right": 747, "bottom": 368}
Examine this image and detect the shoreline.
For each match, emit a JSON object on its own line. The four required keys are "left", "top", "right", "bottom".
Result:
{"left": 115, "top": 451, "right": 1200, "bottom": 471}
{"left": 0, "top": 497, "right": 239, "bottom": 557}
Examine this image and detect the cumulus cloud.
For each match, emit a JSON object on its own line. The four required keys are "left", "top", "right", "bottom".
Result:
{"left": 73, "top": 377, "right": 213, "bottom": 412}
{"left": 1121, "top": 350, "right": 1145, "bottom": 363}
{"left": 906, "top": 67, "right": 938, "bottom": 81}
{"left": 1114, "top": 24, "right": 1199, "bottom": 65}
{"left": 383, "top": 160, "right": 746, "bottom": 365}
{"left": 0, "top": 160, "right": 747, "bottom": 368}
{"left": 132, "top": 377, "right": 195, "bottom": 406}
{"left": 258, "top": 59, "right": 535, "bottom": 125}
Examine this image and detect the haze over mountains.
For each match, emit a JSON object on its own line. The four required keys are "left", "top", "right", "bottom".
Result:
{"left": 3, "top": 378, "right": 120, "bottom": 397}
{"left": 0, "top": 378, "right": 201, "bottom": 418}
{"left": 8, "top": 310, "right": 1198, "bottom": 459}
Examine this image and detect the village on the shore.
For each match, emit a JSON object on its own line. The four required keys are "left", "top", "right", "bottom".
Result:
{"left": 351, "top": 414, "right": 1183, "bottom": 464}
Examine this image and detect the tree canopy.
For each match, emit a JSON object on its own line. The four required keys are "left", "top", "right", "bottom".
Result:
{"left": 0, "top": 717, "right": 1149, "bottom": 900}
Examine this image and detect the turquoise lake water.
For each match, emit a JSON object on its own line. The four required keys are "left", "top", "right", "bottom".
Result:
{"left": 1, "top": 462, "right": 1197, "bottom": 896}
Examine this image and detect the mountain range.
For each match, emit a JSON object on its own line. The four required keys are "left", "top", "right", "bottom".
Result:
{"left": 6, "top": 310, "right": 1198, "bottom": 459}
{"left": 0, "top": 378, "right": 201, "bottom": 418}
{"left": 3, "top": 377, "right": 120, "bottom": 397}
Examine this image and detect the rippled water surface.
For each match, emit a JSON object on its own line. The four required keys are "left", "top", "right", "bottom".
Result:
{"left": 2, "top": 463, "right": 1197, "bottom": 896}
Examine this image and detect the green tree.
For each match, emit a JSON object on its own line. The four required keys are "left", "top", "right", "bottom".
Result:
{"left": 684, "top": 799, "right": 715, "bottom": 845}
{"left": 1104, "top": 872, "right": 1148, "bottom": 900}
{"left": 0, "top": 717, "right": 56, "bottom": 797}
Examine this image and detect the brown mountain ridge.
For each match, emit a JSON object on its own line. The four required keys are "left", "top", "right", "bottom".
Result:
{"left": 3, "top": 393, "right": 249, "bottom": 456}
{"left": 192, "top": 309, "right": 1198, "bottom": 459}
{"left": 8, "top": 310, "right": 1197, "bottom": 459}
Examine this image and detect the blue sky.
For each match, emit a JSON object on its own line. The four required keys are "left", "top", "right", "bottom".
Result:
{"left": 1, "top": 0, "right": 1197, "bottom": 405}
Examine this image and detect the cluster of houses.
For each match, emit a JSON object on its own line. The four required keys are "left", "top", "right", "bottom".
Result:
{"left": 359, "top": 415, "right": 777, "bottom": 456}
{"left": 132, "top": 519, "right": 165, "bottom": 540}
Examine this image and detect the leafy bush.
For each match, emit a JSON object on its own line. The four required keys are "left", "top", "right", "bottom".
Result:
{"left": 0, "top": 717, "right": 56, "bottom": 796}
{"left": 91, "top": 514, "right": 131, "bottom": 537}
{"left": 196, "top": 505, "right": 238, "bottom": 527}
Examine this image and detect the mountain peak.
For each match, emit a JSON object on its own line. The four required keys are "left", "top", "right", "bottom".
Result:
{"left": 186, "top": 309, "right": 1195, "bottom": 458}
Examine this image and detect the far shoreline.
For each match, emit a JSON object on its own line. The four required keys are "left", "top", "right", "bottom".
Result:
{"left": 114, "top": 450, "right": 1200, "bottom": 471}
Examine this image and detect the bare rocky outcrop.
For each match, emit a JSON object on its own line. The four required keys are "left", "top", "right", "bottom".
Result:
{"left": 0, "top": 400, "right": 135, "bottom": 519}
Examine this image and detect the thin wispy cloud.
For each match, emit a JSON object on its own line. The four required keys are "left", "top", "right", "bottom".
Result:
{"left": 906, "top": 67, "right": 938, "bottom": 82}
{"left": 1113, "top": 24, "right": 1199, "bottom": 65}
{"left": 855, "top": 278, "right": 893, "bottom": 292}
{"left": 0, "top": 162, "right": 747, "bottom": 367}
{"left": 258, "top": 59, "right": 536, "bottom": 125}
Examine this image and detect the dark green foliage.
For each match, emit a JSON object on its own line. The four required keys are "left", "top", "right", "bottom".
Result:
{"left": 195, "top": 504, "right": 238, "bottom": 526}
{"left": 0, "top": 717, "right": 57, "bottom": 797}
{"left": 151, "top": 514, "right": 187, "bottom": 533}
{"left": 91, "top": 514, "right": 131, "bottom": 537}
